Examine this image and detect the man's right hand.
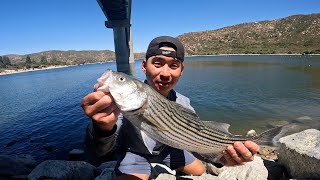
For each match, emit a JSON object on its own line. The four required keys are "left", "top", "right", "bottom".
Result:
{"left": 81, "top": 91, "right": 120, "bottom": 132}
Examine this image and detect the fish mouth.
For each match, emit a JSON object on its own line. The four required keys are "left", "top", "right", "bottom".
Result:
{"left": 96, "top": 69, "right": 113, "bottom": 93}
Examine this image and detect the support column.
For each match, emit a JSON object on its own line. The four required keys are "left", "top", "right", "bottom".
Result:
{"left": 128, "top": 28, "right": 134, "bottom": 64}
{"left": 112, "top": 27, "right": 133, "bottom": 74}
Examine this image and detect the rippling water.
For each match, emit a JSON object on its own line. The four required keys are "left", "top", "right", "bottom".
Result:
{"left": 0, "top": 55, "right": 319, "bottom": 162}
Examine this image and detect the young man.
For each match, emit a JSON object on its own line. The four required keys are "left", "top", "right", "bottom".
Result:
{"left": 81, "top": 36, "right": 259, "bottom": 180}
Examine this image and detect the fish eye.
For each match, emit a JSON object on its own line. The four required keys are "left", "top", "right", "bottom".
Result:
{"left": 119, "top": 76, "right": 125, "bottom": 82}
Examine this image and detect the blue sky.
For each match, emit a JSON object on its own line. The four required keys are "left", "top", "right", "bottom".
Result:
{"left": 1, "top": 0, "right": 319, "bottom": 55}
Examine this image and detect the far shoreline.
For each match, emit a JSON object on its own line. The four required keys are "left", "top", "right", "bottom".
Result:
{"left": 0, "top": 61, "right": 115, "bottom": 76}
{"left": 1, "top": 54, "right": 319, "bottom": 76}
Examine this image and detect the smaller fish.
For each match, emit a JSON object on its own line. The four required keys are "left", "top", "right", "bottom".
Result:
{"left": 96, "top": 70, "right": 287, "bottom": 165}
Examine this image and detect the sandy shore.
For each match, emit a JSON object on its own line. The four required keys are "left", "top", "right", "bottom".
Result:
{"left": 0, "top": 65, "right": 70, "bottom": 76}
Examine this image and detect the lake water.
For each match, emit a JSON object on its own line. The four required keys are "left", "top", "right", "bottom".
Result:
{"left": 0, "top": 55, "right": 319, "bottom": 162}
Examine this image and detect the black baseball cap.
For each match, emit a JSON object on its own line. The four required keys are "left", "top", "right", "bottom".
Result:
{"left": 146, "top": 36, "right": 185, "bottom": 61}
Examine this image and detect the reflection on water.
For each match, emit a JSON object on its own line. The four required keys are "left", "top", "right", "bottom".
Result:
{"left": 185, "top": 60, "right": 280, "bottom": 67}
{"left": 288, "top": 65, "right": 320, "bottom": 90}
{"left": 117, "top": 62, "right": 136, "bottom": 76}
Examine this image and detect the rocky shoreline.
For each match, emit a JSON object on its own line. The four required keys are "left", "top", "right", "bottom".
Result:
{"left": 1, "top": 129, "right": 319, "bottom": 180}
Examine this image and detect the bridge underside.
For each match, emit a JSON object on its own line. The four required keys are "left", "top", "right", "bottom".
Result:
{"left": 97, "top": 0, "right": 134, "bottom": 74}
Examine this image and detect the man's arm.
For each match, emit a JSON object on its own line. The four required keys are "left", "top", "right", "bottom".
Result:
{"left": 86, "top": 122, "right": 118, "bottom": 157}
{"left": 81, "top": 91, "right": 120, "bottom": 157}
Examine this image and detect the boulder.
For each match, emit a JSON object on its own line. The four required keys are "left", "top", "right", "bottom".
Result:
{"left": 218, "top": 156, "right": 268, "bottom": 180}
{"left": 95, "top": 160, "right": 117, "bottom": 179}
{"left": 0, "top": 155, "right": 37, "bottom": 177}
{"left": 28, "top": 160, "right": 99, "bottom": 180}
{"left": 180, "top": 174, "right": 219, "bottom": 180}
{"left": 95, "top": 168, "right": 113, "bottom": 180}
{"left": 278, "top": 129, "right": 320, "bottom": 179}
{"left": 155, "top": 173, "right": 219, "bottom": 180}
{"left": 154, "top": 173, "right": 176, "bottom": 180}
{"left": 97, "top": 161, "right": 117, "bottom": 172}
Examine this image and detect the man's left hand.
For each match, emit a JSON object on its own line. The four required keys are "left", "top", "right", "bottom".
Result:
{"left": 223, "top": 141, "right": 260, "bottom": 166}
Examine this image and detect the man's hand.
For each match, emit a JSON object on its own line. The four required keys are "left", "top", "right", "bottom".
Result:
{"left": 81, "top": 91, "right": 120, "bottom": 132}
{"left": 223, "top": 141, "right": 260, "bottom": 166}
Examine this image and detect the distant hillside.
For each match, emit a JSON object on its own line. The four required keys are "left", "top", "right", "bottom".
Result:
{"left": 5, "top": 50, "right": 145, "bottom": 66}
{"left": 6, "top": 50, "right": 115, "bottom": 66}
{"left": 2, "top": 13, "right": 319, "bottom": 69}
{"left": 178, "top": 13, "right": 320, "bottom": 55}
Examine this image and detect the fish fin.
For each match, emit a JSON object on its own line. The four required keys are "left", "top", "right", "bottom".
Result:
{"left": 192, "top": 152, "right": 224, "bottom": 165}
{"left": 141, "top": 130, "right": 156, "bottom": 154}
{"left": 171, "top": 102, "right": 200, "bottom": 119}
{"left": 272, "top": 124, "right": 292, "bottom": 145}
{"left": 171, "top": 102, "right": 232, "bottom": 135}
{"left": 202, "top": 121, "right": 232, "bottom": 135}
{"left": 255, "top": 125, "right": 289, "bottom": 146}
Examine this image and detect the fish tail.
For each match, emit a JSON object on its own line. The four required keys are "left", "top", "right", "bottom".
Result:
{"left": 254, "top": 125, "right": 289, "bottom": 146}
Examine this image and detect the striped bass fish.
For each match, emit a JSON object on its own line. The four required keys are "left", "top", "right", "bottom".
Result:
{"left": 96, "top": 70, "right": 284, "bottom": 165}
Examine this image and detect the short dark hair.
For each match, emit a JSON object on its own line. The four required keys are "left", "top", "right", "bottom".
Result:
{"left": 146, "top": 36, "right": 185, "bottom": 61}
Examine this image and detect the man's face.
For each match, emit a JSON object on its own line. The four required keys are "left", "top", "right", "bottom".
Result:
{"left": 142, "top": 47, "right": 184, "bottom": 97}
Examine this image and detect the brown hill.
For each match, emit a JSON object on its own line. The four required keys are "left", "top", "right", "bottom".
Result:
{"left": 6, "top": 50, "right": 146, "bottom": 66}
{"left": 3, "top": 13, "right": 319, "bottom": 68}
{"left": 177, "top": 13, "right": 320, "bottom": 55}
{"left": 7, "top": 50, "right": 115, "bottom": 65}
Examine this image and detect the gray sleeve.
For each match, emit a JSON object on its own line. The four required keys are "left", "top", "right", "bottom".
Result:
{"left": 85, "top": 115, "right": 123, "bottom": 157}
{"left": 85, "top": 123, "right": 116, "bottom": 157}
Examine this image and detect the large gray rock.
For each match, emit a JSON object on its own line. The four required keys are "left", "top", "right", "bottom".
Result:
{"left": 97, "top": 161, "right": 117, "bottom": 172}
{"left": 28, "top": 160, "right": 99, "bottom": 180}
{"left": 180, "top": 174, "right": 219, "bottom": 180}
{"left": 154, "top": 173, "right": 176, "bottom": 180}
{"left": 153, "top": 156, "right": 274, "bottom": 180}
{"left": 95, "top": 168, "right": 113, "bottom": 180}
{"left": 218, "top": 156, "right": 268, "bottom": 180}
{"left": 95, "top": 161, "right": 117, "bottom": 180}
{"left": 0, "top": 155, "right": 37, "bottom": 177}
{"left": 278, "top": 129, "right": 320, "bottom": 179}
{"left": 154, "top": 173, "right": 219, "bottom": 180}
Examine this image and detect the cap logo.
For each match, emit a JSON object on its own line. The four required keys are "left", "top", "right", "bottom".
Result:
{"left": 162, "top": 50, "right": 172, "bottom": 55}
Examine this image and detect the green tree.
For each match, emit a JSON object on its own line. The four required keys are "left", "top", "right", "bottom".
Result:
{"left": 25, "top": 55, "right": 32, "bottom": 68}
{"left": 51, "top": 58, "right": 65, "bottom": 65}
{"left": 51, "top": 57, "right": 58, "bottom": 65}
{"left": 2, "top": 56, "right": 11, "bottom": 68}
{"left": 0, "top": 56, "right": 3, "bottom": 68}
{"left": 40, "top": 56, "right": 48, "bottom": 65}
{"left": 16, "top": 61, "right": 26, "bottom": 69}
